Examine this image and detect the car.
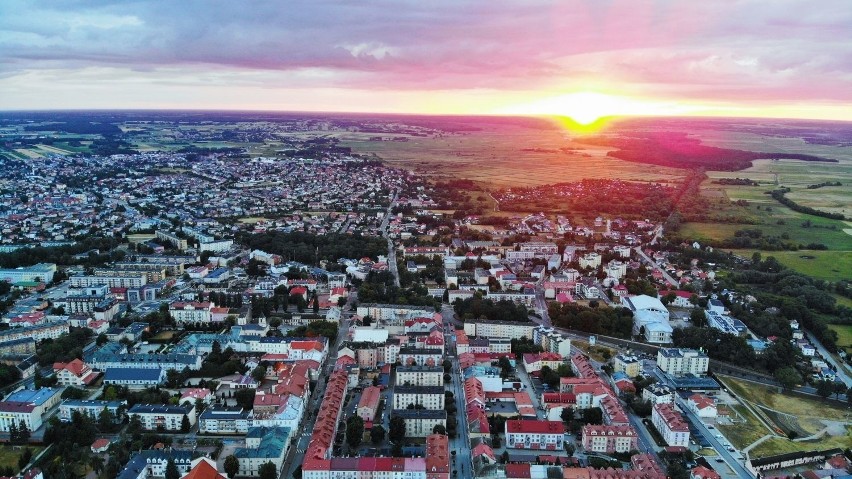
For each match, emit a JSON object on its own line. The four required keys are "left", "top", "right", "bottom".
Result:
{"left": 715, "top": 458, "right": 724, "bottom": 463}
{"left": 707, "top": 425, "right": 714, "bottom": 429}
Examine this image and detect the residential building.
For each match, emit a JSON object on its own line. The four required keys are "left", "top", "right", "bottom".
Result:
{"left": 657, "top": 348, "right": 709, "bottom": 376}
{"left": 651, "top": 403, "right": 689, "bottom": 448}
{"left": 392, "top": 409, "right": 447, "bottom": 438}
{"left": 104, "top": 368, "right": 166, "bottom": 389}
{"left": 127, "top": 403, "right": 195, "bottom": 431}
{"left": 463, "top": 320, "right": 535, "bottom": 340}
{"left": 53, "top": 359, "right": 99, "bottom": 387}
{"left": 612, "top": 354, "right": 641, "bottom": 378}
{"left": 686, "top": 394, "right": 717, "bottom": 419}
{"left": 0, "top": 263, "right": 57, "bottom": 284}
{"left": 170, "top": 302, "right": 213, "bottom": 325}
{"left": 396, "top": 366, "right": 443, "bottom": 387}
{"left": 198, "top": 405, "right": 250, "bottom": 434}
{"left": 234, "top": 426, "right": 291, "bottom": 477}
{"left": 356, "top": 386, "right": 381, "bottom": 422}
{"left": 393, "top": 386, "right": 445, "bottom": 410}
{"left": 643, "top": 384, "right": 675, "bottom": 405}
{"left": 581, "top": 424, "right": 639, "bottom": 453}
{"left": 504, "top": 420, "right": 565, "bottom": 450}
{"left": 59, "top": 399, "right": 125, "bottom": 423}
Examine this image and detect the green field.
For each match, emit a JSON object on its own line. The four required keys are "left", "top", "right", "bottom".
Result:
{"left": 726, "top": 249, "right": 852, "bottom": 282}
{"left": 827, "top": 324, "right": 852, "bottom": 354}
{"left": 717, "top": 403, "right": 770, "bottom": 450}
{"left": 0, "top": 445, "right": 43, "bottom": 471}
{"left": 750, "top": 429, "right": 852, "bottom": 458}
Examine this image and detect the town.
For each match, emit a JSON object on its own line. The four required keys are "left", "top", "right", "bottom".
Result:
{"left": 0, "top": 136, "right": 849, "bottom": 479}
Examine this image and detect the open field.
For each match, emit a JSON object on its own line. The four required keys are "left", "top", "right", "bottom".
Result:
{"left": 717, "top": 403, "right": 770, "bottom": 450}
{"left": 725, "top": 249, "right": 852, "bottom": 282}
{"left": 338, "top": 126, "right": 688, "bottom": 187}
{"left": 238, "top": 217, "right": 271, "bottom": 224}
{"left": 827, "top": 324, "right": 852, "bottom": 354}
{"left": 750, "top": 428, "right": 852, "bottom": 458}
{"left": 0, "top": 445, "right": 43, "bottom": 471}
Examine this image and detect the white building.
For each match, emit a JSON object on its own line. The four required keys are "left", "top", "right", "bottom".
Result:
{"left": 128, "top": 403, "right": 195, "bottom": 431}
{"left": 396, "top": 366, "right": 443, "bottom": 387}
{"left": 169, "top": 301, "right": 213, "bottom": 325}
{"left": 657, "top": 348, "right": 709, "bottom": 376}
{"left": 622, "top": 295, "right": 672, "bottom": 344}
{"left": 651, "top": 403, "right": 689, "bottom": 448}
{"left": 505, "top": 420, "right": 565, "bottom": 450}
{"left": 464, "top": 320, "right": 535, "bottom": 340}
{"left": 393, "top": 386, "right": 445, "bottom": 410}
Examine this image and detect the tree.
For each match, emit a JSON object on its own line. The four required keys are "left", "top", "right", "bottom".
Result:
{"left": 816, "top": 379, "right": 834, "bottom": 400}
{"left": 165, "top": 459, "right": 180, "bottom": 479}
{"left": 389, "top": 416, "right": 406, "bottom": 443}
{"left": 774, "top": 367, "right": 801, "bottom": 390}
{"left": 8, "top": 421, "right": 18, "bottom": 444}
{"left": 292, "top": 465, "right": 303, "bottom": 479}
{"left": 833, "top": 381, "right": 846, "bottom": 399}
{"left": 251, "top": 365, "right": 266, "bottom": 383}
{"left": 689, "top": 307, "right": 706, "bottom": 327}
{"left": 432, "top": 424, "right": 447, "bottom": 435}
{"left": 234, "top": 388, "right": 256, "bottom": 410}
{"left": 258, "top": 461, "right": 277, "bottom": 479}
{"left": 181, "top": 414, "right": 191, "bottom": 433}
{"left": 16, "top": 420, "right": 30, "bottom": 444}
{"left": 98, "top": 406, "right": 116, "bottom": 432}
{"left": 847, "top": 386, "right": 852, "bottom": 405}
{"left": 224, "top": 455, "right": 240, "bottom": 478}
{"left": 370, "top": 425, "right": 386, "bottom": 444}
{"left": 346, "top": 416, "right": 365, "bottom": 449}
{"left": 560, "top": 407, "right": 574, "bottom": 426}
{"left": 18, "top": 448, "right": 32, "bottom": 470}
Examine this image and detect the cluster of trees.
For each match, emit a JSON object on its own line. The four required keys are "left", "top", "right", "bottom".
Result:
{"left": 453, "top": 296, "right": 530, "bottom": 323}
{"left": 196, "top": 341, "right": 248, "bottom": 378}
{"left": 36, "top": 327, "right": 92, "bottom": 366}
{"left": 713, "top": 178, "right": 759, "bottom": 186}
{"left": 548, "top": 303, "right": 634, "bottom": 339}
{"left": 539, "top": 364, "right": 574, "bottom": 388}
{"left": 0, "top": 236, "right": 124, "bottom": 269}
{"left": 239, "top": 231, "right": 387, "bottom": 265}
{"left": 509, "top": 337, "right": 543, "bottom": 359}
{"left": 285, "top": 320, "right": 338, "bottom": 341}
{"left": 357, "top": 271, "right": 439, "bottom": 309}
{"left": 806, "top": 181, "right": 842, "bottom": 189}
{"left": 770, "top": 188, "right": 846, "bottom": 220}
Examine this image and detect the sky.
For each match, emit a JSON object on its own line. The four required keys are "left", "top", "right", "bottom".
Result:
{"left": 1, "top": 0, "right": 851, "bottom": 121}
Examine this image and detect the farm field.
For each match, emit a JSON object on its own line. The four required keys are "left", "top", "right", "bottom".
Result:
{"left": 338, "top": 126, "right": 688, "bottom": 187}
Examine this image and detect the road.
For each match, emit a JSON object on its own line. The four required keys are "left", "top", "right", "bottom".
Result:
{"left": 445, "top": 324, "right": 473, "bottom": 478}
{"left": 674, "top": 395, "right": 755, "bottom": 479}
{"left": 279, "top": 313, "right": 351, "bottom": 479}
{"left": 804, "top": 331, "right": 852, "bottom": 388}
{"left": 380, "top": 191, "right": 401, "bottom": 288}
{"left": 633, "top": 247, "right": 678, "bottom": 287}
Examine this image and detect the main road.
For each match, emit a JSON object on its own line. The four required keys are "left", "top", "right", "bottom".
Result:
{"left": 279, "top": 311, "right": 351, "bottom": 479}
{"left": 380, "top": 190, "right": 401, "bottom": 288}
{"left": 633, "top": 247, "right": 678, "bottom": 287}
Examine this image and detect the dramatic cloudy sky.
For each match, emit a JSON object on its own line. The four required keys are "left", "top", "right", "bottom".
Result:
{"left": 1, "top": 0, "right": 851, "bottom": 119}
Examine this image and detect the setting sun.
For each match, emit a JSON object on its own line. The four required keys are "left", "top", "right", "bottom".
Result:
{"left": 497, "top": 91, "right": 708, "bottom": 126}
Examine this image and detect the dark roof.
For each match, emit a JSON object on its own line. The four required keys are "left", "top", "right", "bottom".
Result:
{"left": 104, "top": 367, "right": 163, "bottom": 382}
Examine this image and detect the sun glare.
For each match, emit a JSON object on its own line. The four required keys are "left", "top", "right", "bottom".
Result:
{"left": 497, "top": 91, "right": 708, "bottom": 132}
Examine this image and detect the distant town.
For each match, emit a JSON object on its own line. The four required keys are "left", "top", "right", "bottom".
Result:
{"left": 0, "top": 114, "right": 849, "bottom": 479}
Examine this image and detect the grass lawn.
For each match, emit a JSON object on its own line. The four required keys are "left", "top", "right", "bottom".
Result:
{"left": 827, "top": 324, "right": 852, "bottom": 354}
{"left": 720, "top": 376, "right": 850, "bottom": 433}
{"left": 237, "top": 217, "right": 270, "bottom": 224}
{"left": 151, "top": 331, "right": 176, "bottom": 341}
{"left": 717, "top": 403, "right": 770, "bottom": 450}
{"left": 572, "top": 340, "right": 615, "bottom": 363}
{"left": 750, "top": 428, "right": 852, "bottom": 458}
{"left": 696, "top": 448, "right": 718, "bottom": 456}
{"left": 0, "top": 445, "right": 43, "bottom": 471}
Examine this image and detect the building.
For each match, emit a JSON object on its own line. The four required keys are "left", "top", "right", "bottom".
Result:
{"left": 59, "top": 399, "right": 125, "bottom": 423}
{"left": 234, "top": 426, "right": 291, "bottom": 476}
{"left": 581, "top": 424, "right": 639, "bottom": 454}
{"left": 53, "top": 359, "right": 99, "bottom": 387}
{"left": 463, "top": 320, "right": 535, "bottom": 340}
{"left": 0, "top": 388, "right": 64, "bottom": 432}
{"left": 504, "top": 420, "right": 565, "bottom": 450}
{"left": 396, "top": 366, "right": 443, "bottom": 387}
{"left": 398, "top": 347, "right": 442, "bottom": 367}
{"left": 643, "top": 384, "right": 675, "bottom": 405}
{"left": 356, "top": 386, "right": 381, "bottom": 422}
{"left": 170, "top": 302, "right": 213, "bottom": 325}
{"left": 393, "top": 386, "right": 445, "bottom": 410}
{"left": 0, "top": 263, "right": 56, "bottom": 284}
{"left": 612, "top": 354, "right": 641, "bottom": 378}
{"left": 127, "top": 403, "right": 195, "bottom": 431}
{"left": 425, "top": 433, "right": 450, "bottom": 479}
{"left": 393, "top": 409, "right": 447, "bottom": 438}
{"left": 199, "top": 405, "right": 250, "bottom": 434}
{"left": 622, "top": 295, "right": 672, "bottom": 344}
{"left": 104, "top": 367, "right": 166, "bottom": 389}
{"left": 0, "top": 322, "right": 69, "bottom": 345}
{"left": 657, "top": 348, "right": 709, "bottom": 376}
{"left": 687, "top": 394, "right": 717, "bottom": 419}
{"left": 651, "top": 403, "right": 689, "bottom": 448}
